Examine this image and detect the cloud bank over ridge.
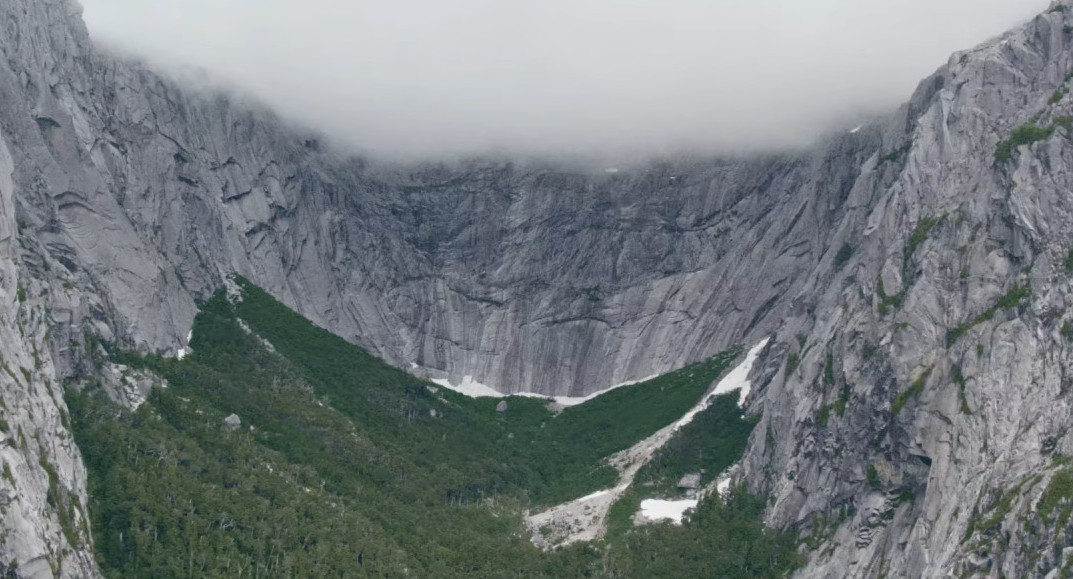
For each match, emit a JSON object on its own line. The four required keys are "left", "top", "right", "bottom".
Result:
{"left": 81, "top": 0, "right": 1048, "bottom": 158}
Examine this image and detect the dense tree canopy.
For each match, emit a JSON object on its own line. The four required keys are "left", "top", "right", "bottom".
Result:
{"left": 69, "top": 280, "right": 802, "bottom": 577}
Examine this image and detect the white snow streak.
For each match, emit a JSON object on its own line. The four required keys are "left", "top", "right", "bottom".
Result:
{"left": 714, "top": 337, "right": 769, "bottom": 406}
{"left": 176, "top": 328, "right": 195, "bottom": 360}
{"left": 426, "top": 371, "right": 661, "bottom": 407}
{"left": 430, "top": 375, "right": 505, "bottom": 398}
{"left": 639, "top": 499, "right": 698, "bottom": 524}
{"left": 673, "top": 338, "right": 769, "bottom": 432}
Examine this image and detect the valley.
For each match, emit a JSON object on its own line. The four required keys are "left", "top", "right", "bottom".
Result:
{"left": 65, "top": 279, "right": 795, "bottom": 577}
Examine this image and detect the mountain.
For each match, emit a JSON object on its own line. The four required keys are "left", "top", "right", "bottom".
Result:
{"left": 0, "top": 0, "right": 875, "bottom": 399}
{"left": 2, "top": 0, "right": 1073, "bottom": 576}
{"left": 62, "top": 278, "right": 787, "bottom": 577}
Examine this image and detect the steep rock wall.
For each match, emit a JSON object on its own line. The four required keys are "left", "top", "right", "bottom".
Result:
{"left": 742, "top": 4, "right": 1073, "bottom": 576}
{"left": 3, "top": 0, "right": 1073, "bottom": 576}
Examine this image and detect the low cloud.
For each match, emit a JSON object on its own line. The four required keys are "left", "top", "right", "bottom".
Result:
{"left": 80, "top": 0, "right": 1048, "bottom": 159}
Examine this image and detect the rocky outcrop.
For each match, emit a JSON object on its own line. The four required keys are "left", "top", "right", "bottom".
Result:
{"left": 3, "top": 0, "right": 1073, "bottom": 576}
{"left": 0, "top": 95, "right": 95, "bottom": 576}
{"left": 740, "top": 3, "right": 1073, "bottom": 576}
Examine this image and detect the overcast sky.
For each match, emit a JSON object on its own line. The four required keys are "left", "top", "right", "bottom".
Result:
{"left": 79, "top": 0, "right": 1048, "bottom": 159}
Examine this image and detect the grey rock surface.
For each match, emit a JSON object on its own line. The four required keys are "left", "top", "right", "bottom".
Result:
{"left": 223, "top": 414, "right": 241, "bottom": 431}
{"left": 2, "top": 0, "right": 1073, "bottom": 576}
{"left": 677, "top": 473, "right": 702, "bottom": 491}
{"left": 0, "top": 0, "right": 877, "bottom": 399}
{"left": 739, "top": 3, "right": 1073, "bottom": 576}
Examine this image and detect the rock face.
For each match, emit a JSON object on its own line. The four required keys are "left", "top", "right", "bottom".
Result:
{"left": 223, "top": 414, "right": 241, "bottom": 431}
{"left": 2, "top": 0, "right": 1073, "bottom": 576}
{"left": 0, "top": 0, "right": 878, "bottom": 399}
{"left": 0, "top": 7, "right": 96, "bottom": 568}
{"left": 739, "top": 4, "right": 1073, "bottom": 577}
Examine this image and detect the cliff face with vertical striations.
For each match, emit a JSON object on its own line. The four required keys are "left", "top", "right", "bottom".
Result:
{"left": 743, "top": 4, "right": 1073, "bottom": 576}
{"left": 0, "top": 0, "right": 894, "bottom": 401}
{"left": 4, "top": 0, "right": 1073, "bottom": 576}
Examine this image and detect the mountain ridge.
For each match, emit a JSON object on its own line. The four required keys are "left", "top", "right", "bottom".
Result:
{"left": 2, "top": 0, "right": 1073, "bottom": 576}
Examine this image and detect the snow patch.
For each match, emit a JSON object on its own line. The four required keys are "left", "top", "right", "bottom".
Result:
{"left": 421, "top": 367, "right": 660, "bottom": 407}
{"left": 176, "top": 328, "right": 195, "bottom": 360}
{"left": 711, "top": 337, "right": 769, "bottom": 407}
{"left": 605, "top": 168, "right": 620, "bottom": 174}
{"left": 431, "top": 375, "right": 505, "bottom": 399}
{"left": 672, "top": 338, "right": 769, "bottom": 432}
{"left": 430, "top": 338, "right": 767, "bottom": 418}
{"left": 639, "top": 499, "right": 698, "bottom": 524}
{"left": 849, "top": 125, "right": 862, "bottom": 134}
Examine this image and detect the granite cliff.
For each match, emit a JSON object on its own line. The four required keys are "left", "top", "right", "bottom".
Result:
{"left": 2, "top": 0, "right": 1073, "bottom": 576}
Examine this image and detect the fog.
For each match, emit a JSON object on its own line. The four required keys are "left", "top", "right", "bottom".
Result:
{"left": 80, "top": 0, "right": 1048, "bottom": 159}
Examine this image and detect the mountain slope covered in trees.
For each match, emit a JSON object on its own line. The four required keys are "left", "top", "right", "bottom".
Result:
{"left": 66, "top": 279, "right": 798, "bottom": 577}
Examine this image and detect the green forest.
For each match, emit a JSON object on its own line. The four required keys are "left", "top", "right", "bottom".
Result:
{"left": 67, "top": 278, "right": 802, "bottom": 577}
